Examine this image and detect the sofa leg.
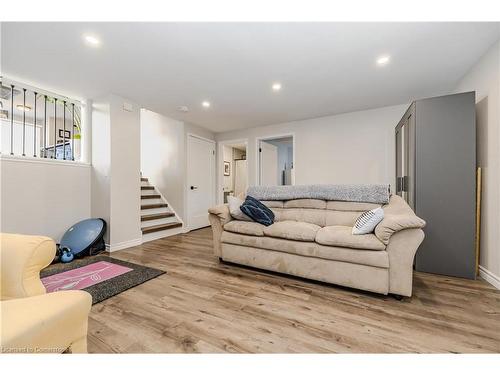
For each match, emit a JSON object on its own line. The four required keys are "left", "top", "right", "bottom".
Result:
{"left": 67, "top": 336, "right": 87, "bottom": 353}
{"left": 391, "top": 294, "right": 404, "bottom": 301}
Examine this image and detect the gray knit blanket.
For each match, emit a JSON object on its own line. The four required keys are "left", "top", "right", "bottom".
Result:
{"left": 246, "top": 184, "right": 391, "bottom": 204}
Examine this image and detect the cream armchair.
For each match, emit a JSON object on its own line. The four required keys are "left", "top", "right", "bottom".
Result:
{"left": 0, "top": 233, "right": 92, "bottom": 353}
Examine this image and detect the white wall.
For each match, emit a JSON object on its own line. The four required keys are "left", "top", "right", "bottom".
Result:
{"left": 109, "top": 96, "right": 141, "bottom": 247}
{"left": 455, "top": 40, "right": 500, "bottom": 284}
{"left": 216, "top": 104, "right": 407, "bottom": 190}
{"left": 0, "top": 157, "right": 91, "bottom": 241}
{"left": 140, "top": 112, "right": 215, "bottom": 223}
{"left": 140, "top": 109, "right": 185, "bottom": 219}
{"left": 91, "top": 100, "right": 111, "bottom": 243}
{"left": 92, "top": 95, "right": 141, "bottom": 250}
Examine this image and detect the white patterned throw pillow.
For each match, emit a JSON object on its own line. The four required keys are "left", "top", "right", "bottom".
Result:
{"left": 227, "top": 195, "right": 252, "bottom": 221}
{"left": 352, "top": 207, "right": 384, "bottom": 235}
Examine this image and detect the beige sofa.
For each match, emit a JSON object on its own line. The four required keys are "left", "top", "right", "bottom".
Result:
{"left": 208, "top": 195, "right": 425, "bottom": 298}
{"left": 1, "top": 233, "right": 92, "bottom": 353}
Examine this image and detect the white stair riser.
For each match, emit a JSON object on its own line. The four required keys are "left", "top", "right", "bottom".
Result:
{"left": 141, "top": 181, "right": 151, "bottom": 187}
{"left": 142, "top": 226, "right": 184, "bottom": 243}
{"left": 140, "top": 189, "right": 157, "bottom": 196}
{"left": 141, "top": 207, "right": 169, "bottom": 215}
{"left": 141, "top": 197, "right": 163, "bottom": 205}
{"left": 141, "top": 216, "right": 177, "bottom": 228}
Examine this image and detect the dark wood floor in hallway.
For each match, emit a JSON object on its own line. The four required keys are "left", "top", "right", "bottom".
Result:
{"left": 88, "top": 228, "right": 500, "bottom": 353}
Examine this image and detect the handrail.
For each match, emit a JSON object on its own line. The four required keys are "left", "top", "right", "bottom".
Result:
{"left": 0, "top": 77, "right": 82, "bottom": 161}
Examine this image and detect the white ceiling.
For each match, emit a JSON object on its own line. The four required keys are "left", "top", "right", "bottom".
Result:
{"left": 2, "top": 22, "right": 499, "bottom": 133}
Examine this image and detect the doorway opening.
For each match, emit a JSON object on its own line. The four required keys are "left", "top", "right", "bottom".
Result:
{"left": 257, "top": 135, "right": 294, "bottom": 186}
{"left": 218, "top": 140, "right": 248, "bottom": 204}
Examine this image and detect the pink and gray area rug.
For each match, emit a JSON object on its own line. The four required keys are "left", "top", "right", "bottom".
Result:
{"left": 40, "top": 256, "right": 165, "bottom": 304}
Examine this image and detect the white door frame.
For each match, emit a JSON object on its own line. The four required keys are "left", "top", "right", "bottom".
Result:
{"left": 255, "top": 133, "right": 296, "bottom": 186}
{"left": 186, "top": 133, "right": 216, "bottom": 231}
{"left": 217, "top": 138, "right": 248, "bottom": 204}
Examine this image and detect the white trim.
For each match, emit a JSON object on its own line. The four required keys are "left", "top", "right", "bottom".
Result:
{"left": 255, "top": 132, "right": 295, "bottom": 186}
{"left": 186, "top": 132, "right": 216, "bottom": 144}
{"left": 106, "top": 237, "right": 142, "bottom": 252}
{"left": 217, "top": 138, "right": 249, "bottom": 204}
{"left": 479, "top": 265, "right": 500, "bottom": 290}
{"left": 141, "top": 226, "right": 185, "bottom": 243}
{"left": 0, "top": 154, "right": 90, "bottom": 168}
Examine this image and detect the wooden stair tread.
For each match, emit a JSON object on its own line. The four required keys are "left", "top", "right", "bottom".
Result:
{"left": 141, "top": 194, "right": 161, "bottom": 199}
{"left": 141, "top": 177, "right": 148, "bottom": 181}
{"left": 141, "top": 186, "right": 154, "bottom": 190}
{"left": 141, "top": 203, "right": 168, "bottom": 209}
{"left": 142, "top": 222, "right": 182, "bottom": 234}
{"left": 141, "top": 212, "right": 175, "bottom": 221}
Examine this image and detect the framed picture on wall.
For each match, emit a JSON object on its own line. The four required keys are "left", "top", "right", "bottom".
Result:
{"left": 224, "top": 161, "right": 231, "bottom": 176}
{"left": 58, "top": 129, "right": 71, "bottom": 139}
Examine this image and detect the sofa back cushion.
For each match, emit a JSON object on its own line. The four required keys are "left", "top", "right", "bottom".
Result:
{"left": 272, "top": 208, "right": 326, "bottom": 227}
{"left": 283, "top": 199, "right": 327, "bottom": 209}
{"left": 326, "top": 201, "right": 381, "bottom": 212}
{"left": 261, "top": 199, "right": 383, "bottom": 228}
{"left": 325, "top": 210, "right": 362, "bottom": 227}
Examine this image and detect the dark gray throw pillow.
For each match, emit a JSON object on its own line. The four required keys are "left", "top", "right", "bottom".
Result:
{"left": 240, "top": 196, "right": 275, "bottom": 226}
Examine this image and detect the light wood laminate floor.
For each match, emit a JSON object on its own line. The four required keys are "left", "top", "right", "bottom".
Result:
{"left": 88, "top": 228, "right": 500, "bottom": 353}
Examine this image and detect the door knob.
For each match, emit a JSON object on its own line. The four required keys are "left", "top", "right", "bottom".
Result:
{"left": 190, "top": 186, "right": 198, "bottom": 190}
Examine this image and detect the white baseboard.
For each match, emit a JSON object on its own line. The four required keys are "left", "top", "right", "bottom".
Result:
{"left": 479, "top": 265, "right": 500, "bottom": 290}
{"left": 105, "top": 238, "right": 142, "bottom": 252}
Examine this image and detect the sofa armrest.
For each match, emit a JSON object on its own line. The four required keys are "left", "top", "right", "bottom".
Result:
{"left": 208, "top": 204, "right": 233, "bottom": 257}
{"left": 0, "top": 290, "right": 92, "bottom": 353}
{"left": 0, "top": 233, "right": 56, "bottom": 300}
{"left": 385, "top": 228, "right": 425, "bottom": 297}
{"left": 208, "top": 204, "right": 232, "bottom": 225}
{"left": 375, "top": 213, "right": 426, "bottom": 245}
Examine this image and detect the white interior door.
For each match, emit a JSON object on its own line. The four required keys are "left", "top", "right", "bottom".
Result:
{"left": 187, "top": 135, "right": 215, "bottom": 230}
{"left": 259, "top": 141, "right": 279, "bottom": 186}
{"left": 234, "top": 159, "right": 248, "bottom": 197}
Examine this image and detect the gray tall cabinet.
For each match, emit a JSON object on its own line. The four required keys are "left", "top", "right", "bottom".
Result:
{"left": 395, "top": 92, "right": 476, "bottom": 279}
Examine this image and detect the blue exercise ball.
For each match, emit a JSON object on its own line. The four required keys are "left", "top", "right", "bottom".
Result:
{"left": 60, "top": 218, "right": 106, "bottom": 258}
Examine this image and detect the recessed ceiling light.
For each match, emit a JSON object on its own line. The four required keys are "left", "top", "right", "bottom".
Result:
{"left": 16, "top": 104, "right": 31, "bottom": 112}
{"left": 84, "top": 35, "right": 100, "bottom": 46}
{"left": 272, "top": 83, "right": 282, "bottom": 91}
{"left": 202, "top": 101, "right": 211, "bottom": 108}
{"left": 376, "top": 55, "right": 390, "bottom": 66}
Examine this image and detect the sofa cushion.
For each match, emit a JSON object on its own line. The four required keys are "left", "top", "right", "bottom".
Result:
{"left": 263, "top": 221, "right": 321, "bottom": 242}
{"left": 220, "top": 231, "right": 389, "bottom": 268}
{"left": 324, "top": 210, "right": 361, "bottom": 227}
{"left": 271, "top": 208, "right": 326, "bottom": 227}
{"left": 224, "top": 221, "right": 266, "bottom": 236}
{"left": 283, "top": 199, "right": 327, "bottom": 210}
{"left": 316, "top": 225, "right": 386, "bottom": 251}
{"left": 326, "top": 201, "right": 381, "bottom": 212}
{"left": 260, "top": 200, "right": 284, "bottom": 208}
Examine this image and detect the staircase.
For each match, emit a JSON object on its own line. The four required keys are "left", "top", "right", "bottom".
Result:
{"left": 141, "top": 177, "right": 183, "bottom": 242}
